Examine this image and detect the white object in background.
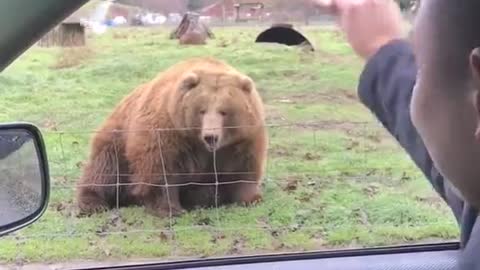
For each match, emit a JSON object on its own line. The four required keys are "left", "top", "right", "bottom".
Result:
{"left": 199, "top": 16, "right": 211, "bottom": 24}
{"left": 113, "top": 16, "right": 127, "bottom": 25}
{"left": 91, "top": 22, "right": 107, "bottom": 35}
{"left": 142, "top": 13, "right": 167, "bottom": 25}
{"left": 91, "top": 0, "right": 113, "bottom": 23}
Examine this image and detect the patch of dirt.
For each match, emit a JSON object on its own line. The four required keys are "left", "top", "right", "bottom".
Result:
{"left": 297, "top": 189, "right": 316, "bottom": 203}
{"left": 266, "top": 100, "right": 376, "bottom": 135}
{"left": 211, "top": 232, "right": 226, "bottom": 244}
{"left": 278, "top": 120, "right": 395, "bottom": 148}
{"left": 197, "top": 216, "right": 212, "bottom": 226}
{"left": 231, "top": 35, "right": 240, "bottom": 43}
{"left": 399, "top": 172, "right": 413, "bottom": 183}
{"left": 344, "top": 137, "right": 387, "bottom": 152}
{"left": 50, "top": 201, "right": 77, "bottom": 218}
{"left": 348, "top": 128, "right": 397, "bottom": 148}
{"left": 269, "top": 145, "right": 292, "bottom": 158}
{"left": 265, "top": 105, "right": 289, "bottom": 125}
{"left": 142, "top": 41, "right": 157, "bottom": 47}
{"left": 227, "top": 236, "right": 247, "bottom": 255}
{"left": 281, "top": 177, "right": 300, "bottom": 193}
{"left": 345, "top": 139, "right": 360, "bottom": 150}
{"left": 41, "top": 119, "right": 58, "bottom": 131}
{"left": 271, "top": 238, "right": 286, "bottom": 251}
{"left": 303, "top": 152, "right": 321, "bottom": 160}
{"left": 283, "top": 120, "right": 365, "bottom": 133}
{"left": 273, "top": 89, "right": 358, "bottom": 105}
{"left": 215, "top": 37, "right": 230, "bottom": 48}
{"left": 51, "top": 201, "right": 67, "bottom": 212}
{"left": 265, "top": 118, "right": 395, "bottom": 153}
{"left": 76, "top": 161, "right": 85, "bottom": 169}
{"left": 414, "top": 194, "right": 446, "bottom": 209}
{"left": 353, "top": 207, "right": 370, "bottom": 226}
{"left": 112, "top": 32, "right": 130, "bottom": 40}
{"left": 265, "top": 69, "right": 320, "bottom": 82}
{"left": 51, "top": 176, "right": 69, "bottom": 186}
{"left": 362, "top": 183, "right": 381, "bottom": 198}
{"left": 279, "top": 70, "right": 298, "bottom": 77}
{"left": 95, "top": 212, "right": 122, "bottom": 237}
{"left": 49, "top": 47, "right": 94, "bottom": 70}
{"left": 159, "top": 231, "right": 169, "bottom": 241}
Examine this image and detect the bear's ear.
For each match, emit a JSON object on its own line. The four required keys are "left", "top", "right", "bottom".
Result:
{"left": 239, "top": 75, "right": 254, "bottom": 93}
{"left": 179, "top": 72, "right": 200, "bottom": 92}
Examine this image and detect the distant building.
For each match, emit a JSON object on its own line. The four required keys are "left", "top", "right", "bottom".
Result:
{"left": 198, "top": 0, "right": 272, "bottom": 21}
{"left": 39, "top": 12, "right": 86, "bottom": 47}
{"left": 115, "top": 0, "right": 188, "bottom": 14}
{"left": 199, "top": 0, "right": 234, "bottom": 19}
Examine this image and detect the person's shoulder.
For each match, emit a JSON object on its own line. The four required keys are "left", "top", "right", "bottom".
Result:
{"left": 367, "top": 39, "right": 414, "bottom": 67}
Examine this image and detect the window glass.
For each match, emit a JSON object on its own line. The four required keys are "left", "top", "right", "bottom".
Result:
{"left": 0, "top": 0, "right": 457, "bottom": 268}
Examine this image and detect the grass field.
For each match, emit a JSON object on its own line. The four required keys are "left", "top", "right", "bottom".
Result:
{"left": 0, "top": 25, "right": 459, "bottom": 264}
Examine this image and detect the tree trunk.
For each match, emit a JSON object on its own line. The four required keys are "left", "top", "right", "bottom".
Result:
{"left": 170, "top": 12, "right": 214, "bottom": 40}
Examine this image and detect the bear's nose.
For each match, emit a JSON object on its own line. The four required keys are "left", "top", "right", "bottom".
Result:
{"left": 203, "top": 135, "right": 219, "bottom": 148}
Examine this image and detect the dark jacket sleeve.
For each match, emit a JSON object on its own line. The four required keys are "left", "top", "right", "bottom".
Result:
{"left": 357, "top": 39, "right": 465, "bottom": 223}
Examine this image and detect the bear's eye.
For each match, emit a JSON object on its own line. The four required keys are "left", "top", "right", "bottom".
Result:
{"left": 200, "top": 109, "right": 206, "bottom": 115}
{"left": 219, "top": 110, "right": 227, "bottom": 116}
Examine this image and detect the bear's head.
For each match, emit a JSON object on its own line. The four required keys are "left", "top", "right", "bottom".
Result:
{"left": 168, "top": 69, "right": 265, "bottom": 152}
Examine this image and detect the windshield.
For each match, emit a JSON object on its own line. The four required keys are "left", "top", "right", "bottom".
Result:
{"left": 0, "top": 0, "right": 456, "bottom": 268}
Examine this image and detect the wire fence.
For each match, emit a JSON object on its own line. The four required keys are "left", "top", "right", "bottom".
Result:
{"left": 1, "top": 119, "right": 453, "bottom": 262}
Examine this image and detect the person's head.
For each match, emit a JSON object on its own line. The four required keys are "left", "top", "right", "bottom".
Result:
{"left": 411, "top": 0, "right": 480, "bottom": 207}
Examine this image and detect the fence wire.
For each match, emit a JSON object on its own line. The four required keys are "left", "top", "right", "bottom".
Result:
{"left": 2, "top": 119, "right": 423, "bottom": 259}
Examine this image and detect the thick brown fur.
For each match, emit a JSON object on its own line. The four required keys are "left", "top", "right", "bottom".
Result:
{"left": 76, "top": 57, "right": 268, "bottom": 217}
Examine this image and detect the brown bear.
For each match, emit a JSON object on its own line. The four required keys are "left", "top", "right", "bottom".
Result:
{"left": 76, "top": 57, "right": 268, "bottom": 217}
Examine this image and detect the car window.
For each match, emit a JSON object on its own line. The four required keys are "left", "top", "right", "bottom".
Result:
{"left": 0, "top": 0, "right": 457, "bottom": 268}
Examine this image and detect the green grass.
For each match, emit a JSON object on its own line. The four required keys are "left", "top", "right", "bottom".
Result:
{"left": 0, "top": 26, "right": 459, "bottom": 264}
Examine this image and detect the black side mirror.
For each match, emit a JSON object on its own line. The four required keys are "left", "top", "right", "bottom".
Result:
{"left": 0, "top": 122, "right": 49, "bottom": 237}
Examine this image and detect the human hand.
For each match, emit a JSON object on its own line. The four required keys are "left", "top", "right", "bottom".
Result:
{"left": 312, "top": 0, "right": 404, "bottom": 59}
